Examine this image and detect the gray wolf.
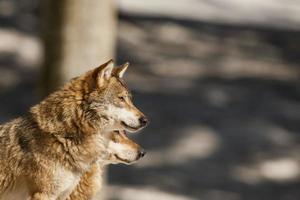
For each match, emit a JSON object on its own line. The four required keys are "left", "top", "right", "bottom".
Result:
{"left": 0, "top": 60, "right": 148, "bottom": 200}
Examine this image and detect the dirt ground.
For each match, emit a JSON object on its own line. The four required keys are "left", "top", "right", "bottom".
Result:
{"left": 107, "top": 16, "right": 300, "bottom": 200}
{"left": 0, "top": 1, "right": 300, "bottom": 200}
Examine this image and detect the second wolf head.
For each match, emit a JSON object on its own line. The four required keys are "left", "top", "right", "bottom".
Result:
{"left": 103, "top": 130, "right": 145, "bottom": 165}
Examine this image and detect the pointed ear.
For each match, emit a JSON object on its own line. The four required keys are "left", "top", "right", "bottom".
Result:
{"left": 115, "top": 62, "right": 129, "bottom": 78}
{"left": 95, "top": 59, "right": 114, "bottom": 87}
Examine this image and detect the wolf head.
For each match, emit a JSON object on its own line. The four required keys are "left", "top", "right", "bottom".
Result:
{"left": 31, "top": 59, "right": 148, "bottom": 139}
{"left": 104, "top": 130, "right": 145, "bottom": 165}
{"left": 81, "top": 60, "right": 149, "bottom": 133}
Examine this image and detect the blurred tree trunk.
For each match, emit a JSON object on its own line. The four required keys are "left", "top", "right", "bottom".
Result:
{"left": 41, "top": 1, "right": 117, "bottom": 199}
{"left": 41, "top": 0, "right": 117, "bottom": 94}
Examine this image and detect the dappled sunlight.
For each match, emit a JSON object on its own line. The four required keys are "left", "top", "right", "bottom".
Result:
{"left": 108, "top": 185, "right": 197, "bottom": 200}
{"left": 1, "top": 1, "right": 300, "bottom": 199}
{"left": 231, "top": 158, "right": 300, "bottom": 184}
{"left": 259, "top": 158, "right": 300, "bottom": 182}
{"left": 119, "top": 15, "right": 300, "bottom": 84}
{"left": 136, "top": 125, "right": 220, "bottom": 167}
{"left": 230, "top": 122, "right": 300, "bottom": 184}
{"left": 111, "top": 77, "right": 300, "bottom": 199}
{"left": 0, "top": 29, "right": 41, "bottom": 68}
{"left": 0, "top": 12, "right": 41, "bottom": 121}
{"left": 147, "top": 59, "right": 300, "bottom": 81}
{"left": 156, "top": 23, "right": 193, "bottom": 44}
{"left": 169, "top": 126, "right": 220, "bottom": 162}
{"left": 0, "top": 28, "right": 41, "bottom": 91}
{"left": 119, "top": 0, "right": 300, "bottom": 30}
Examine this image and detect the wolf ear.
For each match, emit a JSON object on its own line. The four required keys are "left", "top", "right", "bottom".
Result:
{"left": 115, "top": 62, "right": 129, "bottom": 78}
{"left": 95, "top": 59, "right": 114, "bottom": 87}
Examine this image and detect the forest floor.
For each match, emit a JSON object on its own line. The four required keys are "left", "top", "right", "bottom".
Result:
{"left": 0, "top": 1, "right": 300, "bottom": 200}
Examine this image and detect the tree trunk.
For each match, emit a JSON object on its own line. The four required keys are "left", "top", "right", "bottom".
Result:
{"left": 41, "top": 0, "right": 117, "bottom": 94}
{"left": 41, "top": 1, "right": 117, "bottom": 199}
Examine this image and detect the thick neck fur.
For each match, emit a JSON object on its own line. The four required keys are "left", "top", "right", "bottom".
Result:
{"left": 30, "top": 74, "right": 104, "bottom": 136}
{"left": 27, "top": 75, "right": 108, "bottom": 172}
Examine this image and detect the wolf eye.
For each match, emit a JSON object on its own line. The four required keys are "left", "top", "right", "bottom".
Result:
{"left": 118, "top": 96, "right": 126, "bottom": 101}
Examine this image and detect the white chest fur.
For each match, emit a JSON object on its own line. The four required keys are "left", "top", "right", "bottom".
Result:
{"left": 55, "top": 164, "right": 81, "bottom": 200}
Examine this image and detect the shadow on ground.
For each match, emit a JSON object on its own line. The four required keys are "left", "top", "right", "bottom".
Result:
{"left": 108, "top": 15, "right": 300, "bottom": 200}
{"left": 0, "top": 2, "right": 300, "bottom": 200}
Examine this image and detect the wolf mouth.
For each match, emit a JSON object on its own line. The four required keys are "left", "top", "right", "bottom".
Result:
{"left": 114, "top": 154, "right": 132, "bottom": 164}
{"left": 121, "top": 121, "right": 139, "bottom": 131}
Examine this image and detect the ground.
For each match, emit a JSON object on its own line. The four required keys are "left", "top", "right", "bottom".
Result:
{"left": 0, "top": 1, "right": 300, "bottom": 200}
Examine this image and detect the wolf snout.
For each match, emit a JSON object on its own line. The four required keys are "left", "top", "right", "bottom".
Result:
{"left": 139, "top": 116, "right": 149, "bottom": 127}
{"left": 137, "top": 148, "right": 146, "bottom": 159}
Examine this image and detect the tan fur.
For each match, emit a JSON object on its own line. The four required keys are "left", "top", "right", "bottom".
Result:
{"left": 66, "top": 163, "right": 103, "bottom": 200}
{"left": 0, "top": 60, "right": 148, "bottom": 200}
{"left": 67, "top": 131, "right": 142, "bottom": 200}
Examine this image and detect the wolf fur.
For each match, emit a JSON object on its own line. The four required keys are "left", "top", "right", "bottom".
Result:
{"left": 0, "top": 60, "right": 148, "bottom": 200}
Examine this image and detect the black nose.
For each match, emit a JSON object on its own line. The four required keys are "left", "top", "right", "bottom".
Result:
{"left": 139, "top": 116, "right": 149, "bottom": 127}
{"left": 138, "top": 148, "right": 146, "bottom": 158}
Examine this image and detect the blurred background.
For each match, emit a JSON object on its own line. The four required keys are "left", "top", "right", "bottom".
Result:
{"left": 0, "top": 0, "right": 300, "bottom": 200}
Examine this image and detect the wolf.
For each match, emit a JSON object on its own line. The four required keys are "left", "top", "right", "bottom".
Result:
{"left": 67, "top": 130, "right": 144, "bottom": 200}
{"left": 0, "top": 60, "right": 148, "bottom": 200}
